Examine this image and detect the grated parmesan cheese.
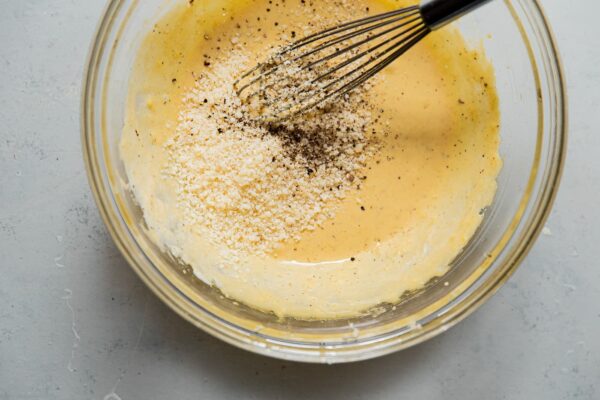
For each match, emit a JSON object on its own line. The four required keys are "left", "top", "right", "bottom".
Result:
{"left": 164, "top": 51, "right": 375, "bottom": 257}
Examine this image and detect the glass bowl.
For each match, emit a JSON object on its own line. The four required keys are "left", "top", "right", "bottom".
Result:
{"left": 82, "top": 0, "right": 566, "bottom": 363}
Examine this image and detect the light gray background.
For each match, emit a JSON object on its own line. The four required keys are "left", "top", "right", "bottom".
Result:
{"left": 1, "top": 0, "right": 598, "bottom": 399}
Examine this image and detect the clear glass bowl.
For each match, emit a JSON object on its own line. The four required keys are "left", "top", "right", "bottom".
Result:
{"left": 82, "top": 0, "right": 567, "bottom": 363}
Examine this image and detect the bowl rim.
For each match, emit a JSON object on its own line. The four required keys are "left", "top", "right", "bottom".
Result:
{"left": 81, "top": 0, "right": 567, "bottom": 363}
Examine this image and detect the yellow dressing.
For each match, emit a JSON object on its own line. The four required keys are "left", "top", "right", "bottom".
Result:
{"left": 120, "top": 0, "right": 501, "bottom": 319}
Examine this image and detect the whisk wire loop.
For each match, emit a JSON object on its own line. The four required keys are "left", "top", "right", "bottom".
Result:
{"left": 235, "top": 0, "right": 492, "bottom": 120}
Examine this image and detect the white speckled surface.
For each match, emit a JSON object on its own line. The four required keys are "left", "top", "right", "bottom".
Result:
{"left": 0, "top": 1, "right": 598, "bottom": 399}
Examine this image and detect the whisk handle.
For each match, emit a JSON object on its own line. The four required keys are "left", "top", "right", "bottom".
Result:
{"left": 419, "top": 0, "right": 493, "bottom": 30}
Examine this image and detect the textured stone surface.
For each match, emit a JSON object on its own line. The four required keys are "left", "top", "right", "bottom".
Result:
{"left": 0, "top": 0, "right": 598, "bottom": 399}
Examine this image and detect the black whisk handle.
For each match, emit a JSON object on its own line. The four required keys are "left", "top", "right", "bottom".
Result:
{"left": 419, "top": 0, "right": 493, "bottom": 30}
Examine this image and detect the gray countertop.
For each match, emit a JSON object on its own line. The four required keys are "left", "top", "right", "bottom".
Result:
{"left": 1, "top": 0, "right": 598, "bottom": 399}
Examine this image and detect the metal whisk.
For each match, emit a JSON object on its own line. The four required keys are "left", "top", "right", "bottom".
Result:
{"left": 235, "top": 0, "right": 493, "bottom": 120}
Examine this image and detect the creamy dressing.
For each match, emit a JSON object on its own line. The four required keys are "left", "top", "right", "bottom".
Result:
{"left": 120, "top": 0, "right": 501, "bottom": 319}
